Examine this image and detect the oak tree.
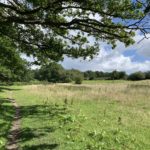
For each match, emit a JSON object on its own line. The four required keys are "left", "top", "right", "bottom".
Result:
{"left": 0, "top": 36, "right": 31, "bottom": 82}
{"left": 0, "top": 0, "right": 149, "bottom": 64}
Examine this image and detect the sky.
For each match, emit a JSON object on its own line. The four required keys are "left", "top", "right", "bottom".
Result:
{"left": 24, "top": 31, "right": 150, "bottom": 74}
{"left": 17, "top": 1, "right": 150, "bottom": 74}
{"left": 61, "top": 32, "right": 150, "bottom": 74}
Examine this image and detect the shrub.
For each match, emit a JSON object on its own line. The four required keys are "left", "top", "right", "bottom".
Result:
{"left": 128, "top": 72, "right": 145, "bottom": 81}
{"left": 145, "top": 71, "right": 150, "bottom": 79}
{"left": 63, "top": 77, "right": 72, "bottom": 83}
{"left": 75, "top": 77, "right": 83, "bottom": 84}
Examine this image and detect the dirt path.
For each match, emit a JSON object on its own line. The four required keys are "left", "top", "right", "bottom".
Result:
{"left": 6, "top": 99, "right": 21, "bottom": 150}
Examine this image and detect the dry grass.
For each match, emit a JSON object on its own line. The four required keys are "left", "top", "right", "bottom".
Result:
{"left": 23, "top": 80, "right": 150, "bottom": 107}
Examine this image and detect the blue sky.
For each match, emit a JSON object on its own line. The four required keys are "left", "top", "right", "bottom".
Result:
{"left": 60, "top": 6, "right": 150, "bottom": 74}
{"left": 23, "top": 28, "right": 150, "bottom": 74}
{"left": 61, "top": 32, "right": 150, "bottom": 74}
{"left": 123, "top": 50, "right": 150, "bottom": 62}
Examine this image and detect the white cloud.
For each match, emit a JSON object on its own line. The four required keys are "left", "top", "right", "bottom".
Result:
{"left": 52, "top": 30, "right": 150, "bottom": 74}
{"left": 114, "top": 32, "right": 150, "bottom": 57}
{"left": 61, "top": 43, "right": 150, "bottom": 74}
{"left": 21, "top": 31, "right": 150, "bottom": 73}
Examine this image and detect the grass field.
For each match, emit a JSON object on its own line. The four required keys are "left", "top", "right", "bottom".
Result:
{"left": 0, "top": 80, "right": 150, "bottom": 150}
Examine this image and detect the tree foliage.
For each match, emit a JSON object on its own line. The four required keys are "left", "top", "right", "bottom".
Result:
{"left": 110, "top": 70, "right": 127, "bottom": 80}
{"left": 0, "top": 0, "right": 149, "bottom": 63}
{"left": 128, "top": 71, "right": 146, "bottom": 81}
{"left": 145, "top": 0, "right": 150, "bottom": 13}
{"left": 34, "top": 63, "right": 83, "bottom": 83}
{"left": 34, "top": 63, "right": 66, "bottom": 82}
{"left": 145, "top": 71, "right": 150, "bottom": 79}
{"left": 84, "top": 70, "right": 127, "bottom": 80}
{"left": 0, "top": 36, "right": 32, "bottom": 82}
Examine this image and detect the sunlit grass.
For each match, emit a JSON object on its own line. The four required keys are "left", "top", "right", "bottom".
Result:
{"left": 1, "top": 80, "right": 150, "bottom": 149}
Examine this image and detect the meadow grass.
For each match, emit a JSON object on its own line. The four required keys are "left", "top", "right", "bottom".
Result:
{"left": 0, "top": 80, "right": 150, "bottom": 149}
{"left": 83, "top": 79, "right": 128, "bottom": 84}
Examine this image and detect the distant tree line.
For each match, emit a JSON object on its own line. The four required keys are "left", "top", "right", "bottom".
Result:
{"left": 33, "top": 63, "right": 83, "bottom": 84}
{"left": 84, "top": 70, "right": 150, "bottom": 81}
{"left": 1, "top": 62, "right": 150, "bottom": 84}
{"left": 32, "top": 63, "right": 150, "bottom": 83}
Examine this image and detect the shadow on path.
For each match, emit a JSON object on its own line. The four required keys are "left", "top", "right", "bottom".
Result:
{"left": 6, "top": 99, "right": 21, "bottom": 150}
{"left": 0, "top": 87, "right": 21, "bottom": 92}
{"left": 22, "top": 143, "right": 58, "bottom": 150}
{"left": 19, "top": 104, "right": 67, "bottom": 150}
{"left": 0, "top": 98, "right": 15, "bottom": 150}
{"left": 0, "top": 93, "right": 68, "bottom": 150}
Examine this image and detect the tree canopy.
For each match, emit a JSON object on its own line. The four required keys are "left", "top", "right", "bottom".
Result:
{"left": 0, "top": 0, "right": 150, "bottom": 64}
{"left": 34, "top": 62, "right": 84, "bottom": 83}
{"left": 0, "top": 36, "right": 32, "bottom": 82}
{"left": 33, "top": 63, "right": 150, "bottom": 82}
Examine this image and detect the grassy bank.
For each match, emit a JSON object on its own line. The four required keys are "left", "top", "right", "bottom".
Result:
{"left": 0, "top": 80, "right": 150, "bottom": 149}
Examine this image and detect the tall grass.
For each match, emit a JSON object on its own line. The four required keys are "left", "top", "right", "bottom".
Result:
{"left": 22, "top": 80, "right": 150, "bottom": 106}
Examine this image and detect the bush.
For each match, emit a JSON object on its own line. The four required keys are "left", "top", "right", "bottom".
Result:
{"left": 75, "top": 77, "right": 83, "bottom": 84}
{"left": 63, "top": 77, "right": 72, "bottom": 83}
{"left": 145, "top": 71, "right": 150, "bottom": 79}
{"left": 128, "top": 72, "right": 145, "bottom": 81}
